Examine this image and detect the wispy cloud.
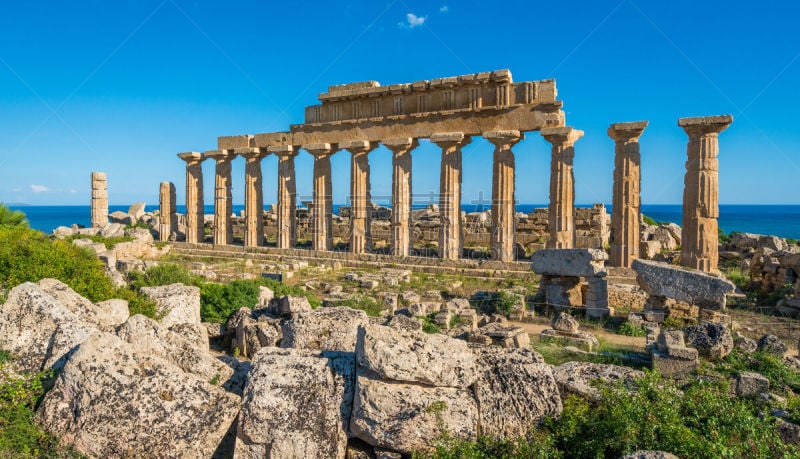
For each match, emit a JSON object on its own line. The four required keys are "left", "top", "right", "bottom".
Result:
{"left": 440, "top": 5, "right": 449, "bottom": 13}
{"left": 30, "top": 184, "right": 49, "bottom": 193}
{"left": 398, "top": 13, "right": 426, "bottom": 29}
{"left": 11, "top": 188, "right": 22, "bottom": 193}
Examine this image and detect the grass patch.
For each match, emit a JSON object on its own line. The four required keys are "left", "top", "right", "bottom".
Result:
{"left": 711, "top": 349, "right": 800, "bottom": 393}
{"left": 616, "top": 320, "right": 647, "bottom": 337}
{"left": 64, "top": 234, "right": 133, "bottom": 250}
{"left": 334, "top": 295, "right": 383, "bottom": 317}
{"left": 723, "top": 265, "right": 750, "bottom": 290}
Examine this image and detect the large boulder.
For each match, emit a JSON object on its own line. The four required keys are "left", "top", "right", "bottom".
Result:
{"left": 349, "top": 372, "right": 478, "bottom": 455}
{"left": 553, "top": 361, "right": 644, "bottom": 401}
{"left": 116, "top": 314, "right": 233, "bottom": 383}
{"left": 552, "top": 312, "right": 580, "bottom": 334}
{"left": 140, "top": 283, "right": 201, "bottom": 326}
{"left": 632, "top": 259, "right": 735, "bottom": 309}
{"left": 683, "top": 322, "right": 734, "bottom": 360}
{"left": 35, "top": 332, "right": 240, "bottom": 458}
{"left": 235, "top": 348, "right": 354, "bottom": 459}
{"left": 281, "top": 307, "right": 369, "bottom": 352}
{"left": 621, "top": 452, "right": 680, "bottom": 459}
{"left": 472, "top": 347, "right": 562, "bottom": 438}
{"left": 757, "top": 334, "right": 788, "bottom": 356}
{"left": 531, "top": 248, "right": 607, "bottom": 277}
{"left": 37, "top": 278, "right": 128, "bottom": 331}
{"left": 356, "top": 324, "right": 477, "bottom": 388}
{"left": 0, "top": 282, "right": 94, "bottom": 372}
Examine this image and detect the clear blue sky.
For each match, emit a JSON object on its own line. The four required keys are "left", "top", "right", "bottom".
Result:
{"left": 1, "top": 0, "right": 798, "bottom": 207}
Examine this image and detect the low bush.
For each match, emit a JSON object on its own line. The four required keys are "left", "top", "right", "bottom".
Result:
{"left": 200, "top": 281, "right": 262, "bottom": 324}
{"left": 64, "top": 234, "right": 133, "bottom": 250}
{"left": 335, "top": 295, "right": 382, "bottom": 317}
{"left": 714, "top": 349, "right": 800, "bottom": 392}
{"left": 127, "top": 263, "right": 202, "bottom": 290}
{"left": 617, "top": 320, "right": 647, "bottom": 337}
{"left": 428, "top": 371, "right": 798, "bottom": 458}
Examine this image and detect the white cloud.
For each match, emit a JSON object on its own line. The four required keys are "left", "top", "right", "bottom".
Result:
{"left": 30, "top": 184, "right": 49, "bottom": 193}
{"left": 11, "top": 188, "right": 21, "bottom": 192}
{"left": 440, "top": 5, "right": 449, "bottom": 13}
{"left": 404, "top": 13, "right": 426, "bottom": 28}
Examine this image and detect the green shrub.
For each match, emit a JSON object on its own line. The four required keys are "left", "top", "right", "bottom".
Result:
{"left": 0, "top": 358, "right": 82, "bottom": 458}
{"left": 0, "top": 204, "right": 28, "bottom": 228}
{"left": 124, "top": 221, "right": 151, "bottom": 230}
{"left": 714, "top": 350, "right": 800, "bottom": 392}
{"left": 200, "top": 280, "right": 263, "bottom": 324}
{"left": 617, "top": 321, "right": 647, "bottom": 337}
{"left": 642, "top": 214, "right": 658, "bottom": 226}
{"left": 724, "top": 265, "right": 749, "bottom": 290}
{"left": 127, "top": 264, "right": 201, "bottom": 290}
{"left": 335, "top": 295, "right": 383, "bottom": 317}
{"left": 420, "top": 314, "right": 440, "bottom": 334}
{"left": 253, "top": 277, "right": 321, "bottom": 308}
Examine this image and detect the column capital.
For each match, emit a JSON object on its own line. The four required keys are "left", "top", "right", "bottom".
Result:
{"left": 304, "top": 143, "right": 338, "bottom": 157}
{"left": 431, "top": 132, "right": 471, "bottom": 149}
{"left": 341, "top": 140, "right": 378, "bottom": 155}
{"left": 177, "top": 151, "right": 205, "bottom": 164}
{"left": 484, "top": 130, "right": 523, "bottom": 148}
{"left": 608, "top": 121, "right": 648, "bottom": 142}
{"left": 383, "top": 137, "right": 419, "bottom": 151}
{"left": 236, "top": 147, "right": 269, "bottom": 162}
{"left": 678, "top": 115, "right": 733, "bottom": 137}
{"left": 267, "top": 145, "right": 299, "bottom": 157}
{"left": 541, "top": 127, "right": 584, "bottom": 146}
{"left": 205, "top": 149, "right": 237, "bottom": 162}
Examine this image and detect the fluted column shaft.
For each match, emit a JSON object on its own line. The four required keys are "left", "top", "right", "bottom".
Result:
{"left": 342, "top": 141, "right": 378, "bottom": 254}
{"left": 178, "top": 152, "right": 205, "bottom": 244}
{"left": 206, "top": 149, "right": 237, "bottom": 245}
{"left": 432, "top": 132, "right": 471, "bottom": 260}
{"left": 385, "top": 138, "right": 419, "bottom": 257}
{"left": 679, "top": 115, "right": 732, "bottom": 273}
{"left": 608, "top": 121, "right": 648, "bottom": 267}
{"left": 239, "top": 148, "right": 268, "bottom": 247}
{"left": 159, "top": 181, "right": 177, "bottom": 242}
{"left": 270, "top": 145, "right": 298, "bottom": 249}
{"left": 485, "top": 131, "right": 522, "bottom": 262}
{"left": 307, "top": 143, "right": 337, "bottom": 251}
{"left": 542, "top": 127, "right": 583, "bottom": 249}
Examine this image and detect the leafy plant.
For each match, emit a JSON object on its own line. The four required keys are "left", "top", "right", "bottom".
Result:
{"left": 127, "top": 264, "right": 202, "bottom": 290}
{"left": 617, "top": 321, "right": 647, "bottom": 337}
{"left": 64, "top": 234, "right": 133, "bottom": 249}
{"left": 0, "top": 205, "right": 28, "bottom": 228}
{"left": 335, "top": 295, "right": 383, "bottom": 317}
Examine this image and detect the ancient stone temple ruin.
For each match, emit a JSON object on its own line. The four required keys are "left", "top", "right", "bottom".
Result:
{"left": 161, "top": 69, "right": 731, "bottom": 276}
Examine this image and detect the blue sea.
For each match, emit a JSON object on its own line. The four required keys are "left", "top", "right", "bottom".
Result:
{"left": 8, "top": 204, "right": 800, "bottom": 240}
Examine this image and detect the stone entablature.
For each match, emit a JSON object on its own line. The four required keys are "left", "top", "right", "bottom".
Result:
{"left": 217, "top": 69, "right": 564, "bottom": 150}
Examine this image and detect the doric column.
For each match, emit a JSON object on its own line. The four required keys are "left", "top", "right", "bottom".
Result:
{"left": 90, "top": 172, "right": 108, "bottom": 228}
{"left": 269, "top": 145, "right": 298, "bottom": 249}
{"left": 384, "top": 137, "right": 419, "bottom": 257}
{"left": 205, "top": 149, "right": 237, "bottom": 246}
{"left": 542, "top": 127, "right": 583, "bottom": 249}
{"left": 679, "top": 115, "right": 733, "bottom": 273}
{"left": 238, "top": 147, "right": 269, "bottom": 248}
{"left": 158, "top": 181, "right": 177, "bottom": 242}
{"left": 432, "top": 132, "right": 471, "bottom": 260}
{"left": 608, "top": 121, "right": 648, "bottom": 267}
{"left": 177, "top": 152, "right": 206, "bottom": 244}
{"left": 306, "top": 143, "right": 337, "bottom": 251}
{"left": 342, "top": 140, "right": 378, "bottom": 254}
{"left": 484, "top": 130, "right": 522, "bottom": 262}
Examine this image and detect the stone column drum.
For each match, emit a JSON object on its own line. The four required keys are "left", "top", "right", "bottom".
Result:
{"left": 343, "top": 140, "right": 378, "bottom": 254}
{"left": 608, "top": 121, "right": 648, "bottom": 268}
{"left": 384, "top": 138, "right": 418, "bottom": 257}
{"left": 205, "top": 149, "right": 237, "bottom": 246}
{"left": 269, "top": 145, "right": 298, "bottom": 249}
{"left": 485, "top": 130, "right": 522, "bottom": 262}
{"left": 177, "top": 152, "right": 205, "bottom": 244}
{"left": 432, "top": 132, "right": 471, "bottom": 260}
{"left": 90, "top": 171, "right": 108, "bottom": 228}
{"left": 158, "top": 181, "right": 177, "bottom": 242}
{"left": 307, "top": 143, "right": 337, "bottom": 251}
{"left": 679, "top": 115, "right": 733, "bottom": 273}
{"left": 239, "top": 147, "right": 268, "bottom": 248}
{"left": 542, "top": 127, "right": 583, "bottom": 249}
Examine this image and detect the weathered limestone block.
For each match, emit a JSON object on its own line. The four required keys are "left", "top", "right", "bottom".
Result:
{"left": 543, "top": 275, "right": 583, "bottom": 308}
{"left": 552, "top": 311, "right": 579, "bottom": 334}
{"left": 35, "top": 332, "right": 240, "bottom": 459}
{"left": 349, "top": 372, "right": 478, "bottom": 455}
{"left": 281, "top": 307, "right": 369, "bottom": 352}
{"left": 0, "top": 282, "right": 103, "bottom": 373}
{"left": 168, "top": 322, "right": 209, "bottom": 352}
{"left": 116, "top": 314, "right": 232, "bottom": 383}
{"left": 540, "top": 328, "right": 599, "bottom": 352}
{"left": 585, "top": 276, "right": 611, "bottom": 318}
{"left": 757, "top": 334, "right": 788, "bottom": 356}
{"left": 651, "top": 329, "right": 698, "bottom": 376}
{"left": 469, "top": 322, "right": 531, "bottom": 348}
{"left": 139, "top": 283, "right": 201, "bottom": 326}
{"left": 235, "top": 348, "right": 354, "bottom": 459}
{"left": 472, "top": 347, "right": 562, "bottom": 438}
{"left": 37, "top": 278, "right": 127, "bottom": 331}
{"left": 552, "top": 361, "right": 644, "bottom": 401}
{"left": 735, "top": 371, "right": 769, "bottom": 397}
{"left": 356, "top": 324, "right": 477, "bottom": 388}
{"left": 386, "top": 314, "right": 423, "bottom": 332}
{"left": 531, "top": 248, "right": 608, "bottom": 277}
{"left": 90, "top": 171, "right": 108, "bottom": 228}
{"left": 683, "top": 322, "right": 734, "bottom": 360}
{"left": 632, "top": 259, "right": 735, "bottom": 309}
{"left": 273, "top": 295, "right": 313, "bottom": 316}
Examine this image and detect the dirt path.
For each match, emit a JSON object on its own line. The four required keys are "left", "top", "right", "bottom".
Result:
{"left": 511, "top": 320, "right": 647, "bottom": 350}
